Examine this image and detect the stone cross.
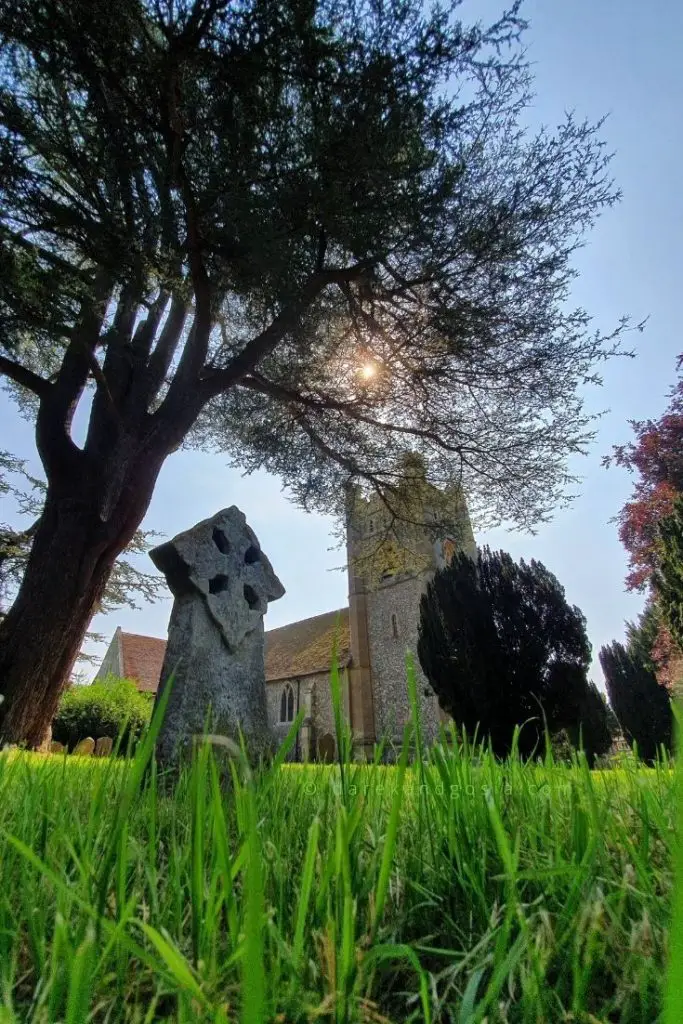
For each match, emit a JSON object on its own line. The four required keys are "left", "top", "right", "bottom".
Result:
{"left": 150, "top": 506, "right": 285, "bottom": 765}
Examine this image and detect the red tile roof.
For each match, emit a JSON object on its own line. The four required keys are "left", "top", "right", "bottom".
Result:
{"left": 115, "top": 609, "right": 351, "bottom": 693}
{"left": 119, "top": 632, "right": 167, "bottom": 693}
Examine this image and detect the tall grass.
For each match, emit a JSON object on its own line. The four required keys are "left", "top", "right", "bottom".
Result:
{"left": 0, "top": 663, "right": 679, "bottom": 1022}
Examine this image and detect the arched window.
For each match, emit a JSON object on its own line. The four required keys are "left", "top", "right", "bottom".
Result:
{"left": 280, "top": 683, "right": 295, "bottom": 723}
{"left": 391, "top": 613, "right": 399, "bottom": 639}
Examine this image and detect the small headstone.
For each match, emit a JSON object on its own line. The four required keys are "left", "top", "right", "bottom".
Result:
{"left": 38, "top": 726, "right": 53, "bottom": 753}
{"left": 94, "top": 736, "right": 113, "bottom": 757}
{"left": 73, "top": 737, "right": 95, "bottom": 757}
{"left": 50, "top": 741, "right": 65, "bottom": 754}
{"left": 317, "top": 733, "right": 336, "bottom": 763}
{"left": 151, "top": 506, "right": 285, "bottom": 766}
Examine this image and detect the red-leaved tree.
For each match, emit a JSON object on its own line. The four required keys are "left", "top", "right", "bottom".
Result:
{"left": 606, "top": 355, "right": 683, "bottom": 693}
{"left": 606, "top": 356, "right": 683, "bottom": 591}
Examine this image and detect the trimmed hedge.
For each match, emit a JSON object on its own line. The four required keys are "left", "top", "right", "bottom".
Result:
{"left": 53, "top": 676, "right": 153, "bottom": 752}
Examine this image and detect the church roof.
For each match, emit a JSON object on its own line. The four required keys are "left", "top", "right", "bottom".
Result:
{"left": 113, "top": 607, "right": 350, "bottom": 693}
{"left": 264, "top": 608, "right": 350, "bottom": 681}
{"left": 119, "top": 631, "right": 167, "bottom": 693}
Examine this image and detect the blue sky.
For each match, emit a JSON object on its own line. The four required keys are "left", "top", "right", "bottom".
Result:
{"left": 1, "top": 0, "right": 682, "bottom": 687}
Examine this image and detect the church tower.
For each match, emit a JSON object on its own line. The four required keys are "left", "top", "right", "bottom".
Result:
{"left": 345, "top": 454, "right": 476, "bottom": 753}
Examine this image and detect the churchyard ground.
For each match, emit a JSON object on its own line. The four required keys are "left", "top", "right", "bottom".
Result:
{"left": 0, "top": 702, "right": 681, "bottom": 1023}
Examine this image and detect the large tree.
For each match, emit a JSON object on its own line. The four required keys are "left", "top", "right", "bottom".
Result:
{"left": 599, "top": 640, "right": 672, "bottom": 763}
{"left": 0, "top": 0, "right": 624, "bottom": 745}
{"left": 417, "top": 547, "right": 594, "bottom": 758}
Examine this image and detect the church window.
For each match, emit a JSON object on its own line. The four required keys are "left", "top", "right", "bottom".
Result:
{"left": 391, "top": 613, "right": 399, "bottom": 639}
{"left": 280, "top": 683, "right": 295, "bottom": 723}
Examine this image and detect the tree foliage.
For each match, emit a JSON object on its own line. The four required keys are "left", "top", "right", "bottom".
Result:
{"left": 0, "top": 0, "right": 625, "bottom": 526}
{"left": 599, "top": 641, "right": 672, "bottom": 763}
{"left": 417, "top": 547, "right": 595, "bottom": 759}
{"left": 605, "top": 355, "right": 683, "bottom": 699}
{"left": 623, "top": 598, "right": 683, "bottom": 694}
{"left": 656, "top": 496, "right": 683, "bottom": 655}
{"left": 606, "top": 355, "right": 683, "bottom": 591}
{"left": 564, "top": 682, "right": 614, "bottom": 765}
{"left": 624, "top": 601, "right": 662, "bottom": 675}
{"left": 52, "top": 676, "right": 153, "bottom": 751}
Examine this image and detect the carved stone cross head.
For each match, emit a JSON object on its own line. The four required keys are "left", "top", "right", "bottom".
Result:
{"left": 150, "top": 506, "right": 285, "bottom": 651}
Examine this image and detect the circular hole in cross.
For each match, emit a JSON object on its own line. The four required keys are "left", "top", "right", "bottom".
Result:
{"left": 209, "top": 573, "right": 229, "bottom": 594}
{"left": 244, "top": 544, "right": 260, "bottom": 564}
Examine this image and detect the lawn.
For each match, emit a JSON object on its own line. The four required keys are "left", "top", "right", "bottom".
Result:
{"left": 0, "top": 704, "right": 679, "bottom": 1023}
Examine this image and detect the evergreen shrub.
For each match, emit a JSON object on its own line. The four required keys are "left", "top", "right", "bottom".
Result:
{"left": 53, "top": 676, "right": 153, "bottom": 752}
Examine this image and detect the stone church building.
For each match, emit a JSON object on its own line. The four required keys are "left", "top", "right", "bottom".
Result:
{"left": 95, "top": 457, "right": 476, "bottom": 760}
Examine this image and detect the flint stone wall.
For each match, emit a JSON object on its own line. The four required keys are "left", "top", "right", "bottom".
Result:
{"left": 366, "top": 574, "right": 442, "bottom": 745}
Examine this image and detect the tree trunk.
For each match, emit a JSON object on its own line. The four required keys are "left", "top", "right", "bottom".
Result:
{"left": 0, "top": 490, "right": 140, "bottom": 747}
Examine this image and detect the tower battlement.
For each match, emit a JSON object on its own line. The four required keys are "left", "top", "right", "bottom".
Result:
{"left": 345, "top": 454, "right": 476, "bottom": 589}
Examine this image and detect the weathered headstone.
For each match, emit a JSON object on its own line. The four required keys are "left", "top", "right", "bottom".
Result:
{"left": 151, "top": 507, "right": 285, "bottom": 766}
{"left": 73, "top": 737, "right": 95, "bottom": 756}
{"left": 49, "top": 740, "right": 65, "bottom": 754}
{"left": 95, "top": 736, "right": 113, "bottom": 757}
{"left": 317, "top": 733, "right": 336, "bottom": 763}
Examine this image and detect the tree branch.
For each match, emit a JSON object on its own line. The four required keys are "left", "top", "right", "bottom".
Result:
{"left": 200, "top": 264, "right": 371, "bottom": 400}
{"left": 295, "top": 412, "right": 364, "bottom": 479}
{"left": 239, "top": 373, "right": 470, "bottom": 453}
{"left": 49, "top": 270, "right": 113, "bottom": 429}
{"left": 36, "top": 270, "right": 112, "bottom": 480}
{"left": 292, "top": 414, "right": 416, "bottom": 526}
{"left": 158, "top": 57, "right": 212, "bottom": 395}
{"left": 145, "top": 291, "right": 188, "bottom": 398}
{"left": 0, "top": 355, "right": 50, "bottom": 398}
{"left": 131, "top": 289, "right": 170, "bottom": 362}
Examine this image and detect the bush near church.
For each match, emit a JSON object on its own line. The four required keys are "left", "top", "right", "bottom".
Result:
{"left": 418, "top": 547, "right": 612, "bottom": 762}
{"left": 53, "top": 677, "right": 152, "bottom": 753}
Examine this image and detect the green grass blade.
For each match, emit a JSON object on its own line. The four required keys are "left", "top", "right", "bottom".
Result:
{"left": 95, "top": 669, "right": 175, "bottom": 923}
{"left": 242, "top": 785, "right": 266, "bottom": 1024}
{"left": 362, "top": 943, "right": 432, "bottom": 1024}
{"left": 138, "top": 923, "right": 206, "bottom": 1006}
{"left": 371, "top": 723, "right": 411, "bottom": 942}
{"left": 293, "top": 816, "right": 320, "bottom": 968}
{"left": 64, "top": 925, "right": 96, "bottom": 1024}
{"left": 665, "top": 702, "right": 683, "bottom": 1024}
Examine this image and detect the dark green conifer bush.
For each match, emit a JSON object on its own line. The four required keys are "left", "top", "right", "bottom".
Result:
{"left": 52, "top": 677, "right": 152, "bottom": 751}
